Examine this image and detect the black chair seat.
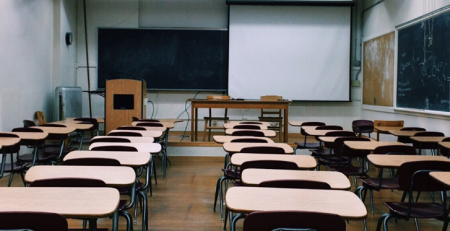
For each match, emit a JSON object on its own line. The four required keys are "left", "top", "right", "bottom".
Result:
{"left": 117, "top": 182, "right": 145, "bottom": 194}
{"left": 310, "top": 148, "right": 333, "bottom": 156}
{"left": 359, "top": 178, "right": 399, "bottom": 190}
{"left": 18, "top": 153, "right": 55, "bottom": 163}
{"left": 383, "top": 202, "right": 444, "bottom": 218}
{"left": 329, "top": 165, "right": 368, "bottom": 176}
{"left": 222, "top": 168, "right": 240, "bottom": 179}
{"left": 118, "top": 200, "right": 130, "bottom": 211}
{"left": 317, "top": 156, "right": 351, "bottom": 165}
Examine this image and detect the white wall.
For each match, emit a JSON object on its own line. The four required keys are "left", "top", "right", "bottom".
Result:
{"left": 76, "top": 0, "right": 362, "bottom": 133}
{"left": 361, "top": 0, "right": 450, "bottom": 142}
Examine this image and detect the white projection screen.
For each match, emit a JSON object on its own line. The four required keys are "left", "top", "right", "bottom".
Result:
{"left": 228, "top": 5, "right": 351, "bottom": 101}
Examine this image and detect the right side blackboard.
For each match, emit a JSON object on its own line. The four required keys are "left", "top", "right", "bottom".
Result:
{"left": 397, "top": 10, "right": 450, "bottom": 112}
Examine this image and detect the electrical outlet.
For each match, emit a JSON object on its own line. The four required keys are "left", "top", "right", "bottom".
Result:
{"left": 212, "top": 120, "right": 217, "bottom": 126}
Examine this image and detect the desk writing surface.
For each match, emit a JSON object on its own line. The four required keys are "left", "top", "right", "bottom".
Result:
{"left": 227, "top": 121, "right": 271, "bottom": 126}
{"left": 231, "top": 153, "right": 315, "bottom": 170}
{"left": 32, "top": 126, "right": 75, "bottom": 135}
{"left": 430, "top": 172, "right": 450, "bottom": 187}
{"left": 65, "top": 150, "right": 151, "bottom": 167}
{"left": 241, "top": 169, "right": 350, "bottom": 190}
{"left": 223, "top": 123, "right": 268, "bottom": 129}
{"left": 226, "top": 187, "right": 367, "bottom": 220}
{"left": 225, "top": 129, "right": 276, "bottom": 137}
{"left": 117, "top": 126, "right": 166, "bottom": 132}
{"left": 91, "top": 136, "right": 154, "bottom": 143}
{"left": 131, "top": 121, "right": 174, "bottom": 129}
{"left": 223, "top": 142, "right": 293, "bottom": 154}
{"left": 344, "top": 141, "right": 404, "bottom": 151}
{"left": 50, "top": 122, "right": 93, "bottom": 131}
{"left": 213, "top": 135, "right": 274, "bottom": 144}
{"left": 367, "top": 154, "right": 450, "bottom": 168}
{"left": 89, "top": 142, "right": 162, "bottom": 153}
{"left": 0, "top": 137, "right": 20, "bottom": 147}
{"left": 64, "top": 117, "right": 105, "bottom": 123}
{"left": 388, "top": 130, "right": 421, "bottom": 137}
{"left": 108, "top": 130, "right": 163, "bottom": 138}
{"left": 318, "top": 136, "right": 375, "bottom": 143}
{"left": 8, "top": 131, "right": 48, "bottom": 140}
{"left": 374, "top": 126, "right": 403, "bottom": 132}
{"left": 0, "top": 187, "right": 119, "bottom": 219}
{"left": 288, "top": 121, "right": 306, "bottom": 127}
{"left": 302, "top": 127, "right": 344, "bottom": 136}
{"left": 439, "top": 142, "right": 450, "bottom": 149}
{"left": 25, "top": 165, "right": 136, "bottom": 187}
{"left": 409, "top": 136, "right": 447, "bottom": 142}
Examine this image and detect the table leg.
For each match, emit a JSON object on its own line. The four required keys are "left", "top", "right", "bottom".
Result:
{"left": 195, "top": 107, "right": 198, "bottom": 141}
{"left": 283, "top": 106, "right": 289, "bottom": 142}
{"left": 191, "top": 103, "right": 195, "bottom": 141}
{"left": 112, "top": 210, "right": 119, "bottom": 231}
{"left": 78, "top": 131, "right": 84, "bottom": 150}
{"left": 88, "top": 218, "right": 97, "bottom": 231}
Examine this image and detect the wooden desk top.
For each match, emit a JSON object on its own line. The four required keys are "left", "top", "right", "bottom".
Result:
{"left": 0, "top": 187, "right": 118, "bottom": 219}
{"left": 367, "top": 154, "right": 450, "bottom": 168}
{"left": 131, "top": 121, "right": 174, "bottom": 129}
{"left": 288, "top": 121, "right": 306, "bottom": 127}
{"left": 134, "top": 118, "right": 182, "bottom": 123}
{"left": 189, "top": 99, "right": 291, "bottom": 108}
{"left": 439, "top": 142, "right": 450, "bottom": 149}
{"left": 226, "top": 187, "right": 367, "bottom": 220}
{"left": 50, "top": 122, "right": 93, "bottom": 131}
{"left": 91, "top": 136, "right": 154, "bottom": 143}
{"left": 108, "top": 130, "right": 163, "bottom": 138}
{"left": 241, "top": 169, "right": 350, "bottom": 190}
{"left": 430, "top": 172, "right": 450, "bottom": 187}
{"left": 64, "top": 150, "right": 151, "bottom": 167}
{"left": 64, "top": 117, "right": 105, "bottom": 123}
{"left": 225, "top": 129, "right": 276, "bottom": 137}
{"left": 8, "top": 131, "right": 48, "bottom": 140}
{"left": 374, "top": 126, "right": 403, "bottom": 132}
{"left": 388, "top": 130, "right": 421, "bottom": 137}
{"left": 226, "top": 121, "right": 271, "bottom": 126}
{"left": 231, "top": 153, "right": 316, "bottom": 170}
{"left": 223, "top": 124, "right": 268, "bottom": 129}
{"left": 117, "top": 126, "right": 167, "bottom": 132}
{"left": 213, "top": 135, "right": 274, "bottom": 144}
{"left": 32, "top": 126, "right": 76, "bottom": 135}
{"left": 344, "top": 141, "right": 404, "bottom": 151}
{"left": 223, "top": 143, "right": 293, "bottom": 154}
{"left": 0, "top": 137, "right": 21, "bottom": 147}
{"left": 409, "top": 136, "right": 447, "bottom": 142}
{"left": 302, "top": 127, "right": 345, "bottom": 136}
{"left": 25, "top": 165, "right": 136, "bottom": 187}
{"left": 89, "top": 142, "right": 162, "bottom": 154}
{"left": 318, "top": 136, "right": 376, "bottom": 143}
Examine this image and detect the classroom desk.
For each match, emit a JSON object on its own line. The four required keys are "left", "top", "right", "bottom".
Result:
{"left": 230, "top": 153, "right": 316, "bottom": 169}
{"left": 50, "top": 122, "right": 93, "bottom": 149}
{"left": 374, "top": 126, "right": 403, "bottom": 141}
{"left": 108, "top": 130, "right": 163, "bottom": 138}
{"left": 0, "top": 137, "right": 20, "bottom": 178}
{"left": 131, "top": 121, "right": 175, "bottom": 129}
{"left": 64, "top": 150, "right": 151, "bottom": 167}
{"left": 388, "top": 130, "right": 422, "bottom": 138}
{"left": 189, "top": 99, "right": 290, "bottom": 142}
{"left": 367, "top": 154, "right": 450, "bottom": 168}
{"left": 134, "top": 118, "right": 182, "bottom": 123}
{"left": 213, "top": 135, "right": 274, "bottom": 144}
{"left": 8, "top": 131, "right": 48, "bottom": 166}
{"left": 288, "top": 121, "right": 306, "bottom": 127}
{"left": 410, "top": 136, "right": 447, "bottom": 155}
{"left": 226, "top": 121, "right": 271, "bottom": 126}
{"left": 430, "top": 172, "right": 450, "bottom": 187}
{"left": 318, "top": 136, "right": 376, "bottom": 143}
{"left": 91, "top": 136, "right": 154, "bottom": 144}
{"left": 225, "top": 129, "right": 276, "bottom": 137}
{"left": 64, "top": 117, "right": 105, "bottom": 123}
{"left": 226, "top": 187, "right": 367, "bottom": 231}
{"left": 302, "top": 128, "right": 346, "bottom": 137}
{"left": 31, "top": 125, "right": 76, "bottom": 157}
{"left": 89, "top": 142, "right": 161, "bottom": 153}
{"left": 439, "top": 141, "right": 450, "bottom": 150}
{"left": 223, "top": 124, "right": 268, "bottom": 129}
{"left": 344, "top": 141, "right": 405, "bottom": 151}
{"left": 223, "top": 142, "right": 293, "bottom": 154}
{"left": 0, "top": 187, "right": 119, "bottom": 231}
{"left": 241, "top": 169, "right": 351, "bottom": 190}
{"left": 117, "top": 125, "right": 167, "bottom": 132}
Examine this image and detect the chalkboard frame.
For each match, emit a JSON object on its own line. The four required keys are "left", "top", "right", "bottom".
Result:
{"left": 395, "top": 6, "right": 450, "bottom": 113}
{"left": 97, "top": 28, "right": 229, "bottom": 92}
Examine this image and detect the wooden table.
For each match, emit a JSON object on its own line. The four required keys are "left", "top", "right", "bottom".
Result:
{"left": 223, "top": 143, "right": 293, "bottom": 154}
{"left": 226, "top": 187, "right": 367, "bottom": 231}
{"left": 64, "top": 150, "right": 151, "bottom": 167}
{"left": 225, "top": 129, "right": 276, "bottom": 137}
{"left": 231, "top": 153, "right": 316, "bottom": 169}
{"left": 108, "top": 130, "right": 163, "bottom": 138}
{"left": 89, "top": 142, "right": 162, "bottom": 153}
{"left": 0, "top": 187, "right": 119, "bottom": 230}
{"left": 344, "top": 141, "right": 404, "bottom": 151}
{"left": 223, "top": 124, "right": 268, "bottom": 129}
{"left": 25, "top": 165, "right": 136, "bottom": 187}
{"left": 241, "top": 169, "right": 351, "bottom": 190}
{"left": 189, "top": 99, "right": 290, "bottom": 142}
{"left": 226, "top": 121, "right": 271, "bottom": 126}
{"left": 374, "top": 126, "right": 403, "bottom": 141}
{"left": 367, "top": 154, "right": 450, "bottom": 168}
{"left": 213, "top": 135, "right": 274, "bottom": 144}
{"left": 91, "top": 136, "right": 154, "bottom": 144}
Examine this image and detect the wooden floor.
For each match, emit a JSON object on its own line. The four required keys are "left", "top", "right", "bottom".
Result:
{"left": 2, "top": 155, "right": 447, "bottom": 231}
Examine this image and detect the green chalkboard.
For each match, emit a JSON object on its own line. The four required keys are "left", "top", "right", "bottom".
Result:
{"left": 397, "top": 10, "right": 450, "bottom": 112}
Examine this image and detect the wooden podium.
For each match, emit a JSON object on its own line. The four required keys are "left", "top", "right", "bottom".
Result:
{"left": 105, "top": 79, "right": 146, "bottom": 134}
